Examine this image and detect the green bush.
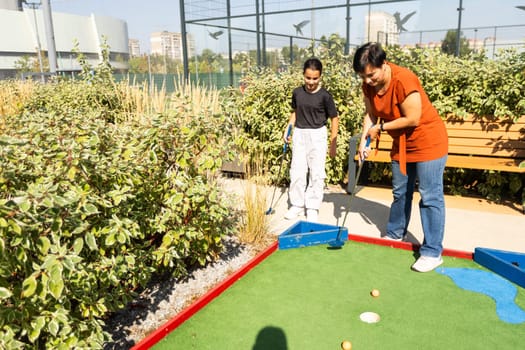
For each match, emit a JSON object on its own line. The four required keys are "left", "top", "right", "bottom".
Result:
{"left": 0, "top": 45, "right": 234, "bottom": 348}
{"left": 387, "top": 46, "right": 525, "bottom": 120}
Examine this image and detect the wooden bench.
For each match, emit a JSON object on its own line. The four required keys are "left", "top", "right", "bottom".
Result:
{"left": 347, "top": 115, "right": 525, "bottom": 192}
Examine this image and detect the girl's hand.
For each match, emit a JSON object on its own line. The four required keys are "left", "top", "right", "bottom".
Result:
{"left": 329, "top": 138, "right": 337, "bottom": 158}
{"left": 283, "top": 124, "right": 292, "bottom": 144}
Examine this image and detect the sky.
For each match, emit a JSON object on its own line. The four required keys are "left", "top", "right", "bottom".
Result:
{"left": 49, "top": 0, "right": 525, "bottom": 54}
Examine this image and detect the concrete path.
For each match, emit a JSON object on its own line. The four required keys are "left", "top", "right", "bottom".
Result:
{"left": 221, "top": 178, "right": 525, "bottom": 254}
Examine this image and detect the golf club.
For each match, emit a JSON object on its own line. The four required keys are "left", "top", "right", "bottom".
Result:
{"left": 265, "top": 124, "right": 293, "bottom": 215}
{"left": 329, "top": 136, "right": 371, "bottom": 248}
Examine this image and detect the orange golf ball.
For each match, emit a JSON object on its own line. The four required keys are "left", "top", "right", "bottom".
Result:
{"left": 371, "top": 289, "right": 380, "bottom": 297}
{"left": 341, "top": 340, "right": 352, "bottom": 350}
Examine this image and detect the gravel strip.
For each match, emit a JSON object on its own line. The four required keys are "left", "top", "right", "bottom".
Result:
{"left": 103, "top": 235, "right": 256, "bottom": 349}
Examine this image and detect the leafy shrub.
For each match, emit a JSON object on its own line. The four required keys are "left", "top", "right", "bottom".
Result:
{"left": 388, "top": 46, "right": 525, "bottom": 120}
{"left": 0, "top": 45, "right": 234, "bottom": 348}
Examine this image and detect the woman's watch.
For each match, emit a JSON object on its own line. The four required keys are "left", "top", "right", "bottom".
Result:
{"left": 380, "top": 123, "right": 385, "bottom": 132}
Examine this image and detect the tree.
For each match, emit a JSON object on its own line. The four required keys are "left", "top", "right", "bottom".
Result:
{"left": 319, "top": 33, "right": 347, "bottom": 61}
{"left": 14, "top": 50, "right": 49, "bottom": 78}
{"left": 232, "top": 51, "right": 253, "bottom": 73}
{"left": 195, "top": 48, "right": 227, "bottom": 84}
{"left": 147, "top": 54, "right": 171, "bottom": 74}
{"left": 441, "top": 30, "right": 472, "bottom": 56}
{"left": 264, "top": 50, "right": 282, "bottom": 71}
{"left": 14, "top": 55, "right": 34, "bottom": 77}
{"left": 128, "top": 55, "right": 149, "bottom": 74}
{"left": 281, "top": 44, "right": 309, "bottom": 67}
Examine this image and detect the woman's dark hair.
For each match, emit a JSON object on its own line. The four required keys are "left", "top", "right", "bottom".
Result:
{"left": 352, "top": 42, "right": 387, "bottom": 73}
{"left": 303, "top": 57, "right": 323, "bottom": 74}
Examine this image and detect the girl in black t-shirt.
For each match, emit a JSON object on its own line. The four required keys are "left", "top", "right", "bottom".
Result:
{"left": 283, "top": 58, "right": 339, "bottom": 222}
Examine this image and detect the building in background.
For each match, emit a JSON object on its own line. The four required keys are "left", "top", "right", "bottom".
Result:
{"left": 150, "top": 31, "right": 195, "bottom": 61}
{"left": 0, "top": 0, "right": 21, "bottom": 11}
{"left": 366, "top": 11, "right": 399, "bottom": 46}
{"left": 128, "top": 38, "right": 141, "bottom": 57}
{"left": 0, "top": 0, "right": 129, "bottom": 79}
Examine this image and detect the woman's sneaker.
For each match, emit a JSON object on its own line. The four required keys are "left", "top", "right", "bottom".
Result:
{"left": 411, "top": 256, "right": 443, "bottom": 273}
{"left": 383, "top": 235, "right": 403, "bottom": 241}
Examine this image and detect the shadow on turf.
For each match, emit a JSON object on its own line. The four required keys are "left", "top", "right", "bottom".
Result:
{"left": 324, "top": 188, "right": 424, "bottom": 263}
{"left": 252, "top": 326, "right": 288, "bottom": 350}
{"left": 323, "top": 190, "right": 419, "bottom": 245}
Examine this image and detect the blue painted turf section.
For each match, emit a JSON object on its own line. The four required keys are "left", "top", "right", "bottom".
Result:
{"left": 437, "top": 267, "right": 525, "bottom": 324}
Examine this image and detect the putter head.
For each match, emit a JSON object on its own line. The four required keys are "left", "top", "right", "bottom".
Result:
{"left": 328, "top": 239, "right": 345, "bottom": 249}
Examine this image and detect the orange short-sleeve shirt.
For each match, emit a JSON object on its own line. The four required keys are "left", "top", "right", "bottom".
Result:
{"left": 363, "top": 62, "right": 448, "bottom": 163}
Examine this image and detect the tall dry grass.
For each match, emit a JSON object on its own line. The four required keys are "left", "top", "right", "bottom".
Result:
{"left": 0, "top": 80, "right": 37, "bottom": 132}
{"left": 120, "top": 75, "right": 221, "bottom": 118}
{"left": 237, "top": 153, "right": 272, "bottom": 246}
{"left": 168, "top": 77, "right": 221, "bottom": 116}
{"left": 238, "top": 180, "right": 270, "bottom": 246}
{"left": 0, "top": 75, "right": 221, "bottom": 121}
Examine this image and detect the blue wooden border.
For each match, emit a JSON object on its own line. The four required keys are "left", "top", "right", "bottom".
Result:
{"left": 474, "top": 247, "right": 525, "bottom": 288}
{"left": 278, "top": 220, "right": 348, "bottom": 250}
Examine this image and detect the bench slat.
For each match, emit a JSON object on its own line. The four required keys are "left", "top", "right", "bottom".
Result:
{"left": 370, "top": 142, "right": 525, "bottom": 157}
{"left": 445, "top": 155, "right": 524, "bottom": 172}
{"left": 447, "top": 129, "right": 524, "bottom": 140}
{"left": 446, "top": 122, "right": 525, "bottom": 132}
{"left": 377, "top": 133, "right": 525, "bottom": 146}
{"left": 374, "top": 133, "right": 525, "bottom": 155}
{"left": 448, "top": 138, "right": 525, "bottom": 149}
{"left": 354, "top": 150, "right": 525, "bottom": 173}
{"left": 445, "top": 115, "right": 525, "bottom": 128}
{"left": 448, "top": 145, "right": 525, "bottom": 158}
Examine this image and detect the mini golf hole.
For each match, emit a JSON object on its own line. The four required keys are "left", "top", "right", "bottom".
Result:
{"left": 359, "top": 311, "right": 380, "bottom": 323}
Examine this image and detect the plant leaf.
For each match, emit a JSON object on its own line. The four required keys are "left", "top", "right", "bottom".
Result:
{"left": 21, "top": 275, "right": 38, "bottom": 298}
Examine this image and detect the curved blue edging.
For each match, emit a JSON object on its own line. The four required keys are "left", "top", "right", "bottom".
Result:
{"left": 437, "top": 267, "right": 525, "bottom": 324}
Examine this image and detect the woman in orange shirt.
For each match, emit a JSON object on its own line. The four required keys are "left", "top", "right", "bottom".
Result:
{"left": 352, "top": 42, "right": 448, "bottom": 273}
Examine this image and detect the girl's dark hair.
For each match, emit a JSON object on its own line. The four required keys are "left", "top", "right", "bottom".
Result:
{"left": 303, "top": 57, "right": 323, "bottom": 74}
{"left": 352, "top": 42, "right": 387, "bottom": 73}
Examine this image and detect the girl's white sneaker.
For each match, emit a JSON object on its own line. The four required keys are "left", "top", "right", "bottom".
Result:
{"left": 306, "top": 209, "right": 318, "bottom": 222}
{"left": 284, "top": 206, "right": 303, "bottom": 220}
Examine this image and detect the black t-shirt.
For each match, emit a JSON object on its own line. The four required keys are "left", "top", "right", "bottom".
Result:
{"left": 291, "top": 86, "right": 338, "bottom": 129}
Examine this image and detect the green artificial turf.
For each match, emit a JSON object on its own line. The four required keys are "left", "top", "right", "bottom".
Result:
{"left": 153, "top": 241, "right": 525, "bottom": 350}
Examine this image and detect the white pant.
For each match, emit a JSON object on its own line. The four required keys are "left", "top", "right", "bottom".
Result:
{"left": 289, "top": 126, "right": 327, "bottom": 210}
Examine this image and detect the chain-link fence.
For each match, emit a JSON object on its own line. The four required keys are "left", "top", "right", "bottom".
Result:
{"left": 180, "top": 0, "right": 525, "bottom": 86}
{"left": 114, "top": 72, "right": 244, "bottom": 91}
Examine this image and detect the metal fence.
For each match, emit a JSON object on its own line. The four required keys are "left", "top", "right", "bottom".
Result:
{"left": 401, "top": 24, "right": 525, "bottom": 58}
{"left": 180, "top": 0, "right": 525, "bottom": 85}
{"left": 114, "top": 72, "right": 244, "bottom": 92}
